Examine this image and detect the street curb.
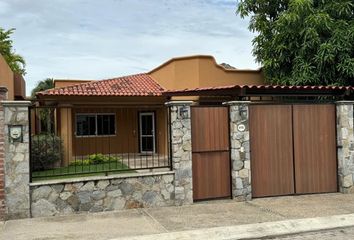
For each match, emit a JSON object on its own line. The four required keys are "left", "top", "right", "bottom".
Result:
{"left": 112, "top": 213, "right": 354, "bottom": 240}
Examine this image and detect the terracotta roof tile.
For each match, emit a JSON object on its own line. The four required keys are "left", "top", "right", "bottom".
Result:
{"left": 163, "top": 85, "right": 354, "bottom": 95}
{"left": 37, "top": 73, "right": 165, "bottom": 97}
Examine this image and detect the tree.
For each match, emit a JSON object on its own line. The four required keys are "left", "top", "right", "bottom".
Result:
{"left": 237, "top": 0, "right": 354, "bottom": 85}
{"left": 31, "top": 78, "right": 55, "bottom": 133}
{"left": 31, "top": 78, "right": 54, "bottom": 98}
{"left": 0, "top": 28, "right": 26, "bottom": 75}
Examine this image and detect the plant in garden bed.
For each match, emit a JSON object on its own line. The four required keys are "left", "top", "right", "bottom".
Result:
{"left": 31, "top": 134, "right": 63, "bottom": 171}
{"left": 69, "top": 153, "right": 123, "bottom": 166}
{"left": 31, "top": 153, "right": 133, "bottom": 181}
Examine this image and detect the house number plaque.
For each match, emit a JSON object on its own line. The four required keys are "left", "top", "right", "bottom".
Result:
{"left": 237, "top": 124, "right": 246, "bottom": 132}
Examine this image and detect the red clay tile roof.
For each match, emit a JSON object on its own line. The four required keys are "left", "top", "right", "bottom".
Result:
{"left": 163, "top": 85, "right": 354, "bottom": 96}
{"left": 37, "top": 73, "right": 353, "bottom": 98}
{"left": 37, "top": 73, "right": 165, "bottom": 97}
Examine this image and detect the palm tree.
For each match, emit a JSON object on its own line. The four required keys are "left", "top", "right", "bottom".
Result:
{"left": 0, "top": 28, "right": 26, "bottom": 74}
{"left": 31, "top": 78, "right": 54, "bottom": 98}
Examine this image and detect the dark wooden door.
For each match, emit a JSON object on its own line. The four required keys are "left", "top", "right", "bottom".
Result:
{"left": 293, "top": 104, "right": 337, "bottom": 194}
{"left": 191, "top": 106, "right": 231, "bottom": 200}
{"left": 250, "top": 105, "right": 295, "bottom": 197}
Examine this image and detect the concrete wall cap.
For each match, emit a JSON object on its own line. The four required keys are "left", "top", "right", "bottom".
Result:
{"left": 223, "top": 101, "right": 251, "bottom": 105}
{"left": 30, "top": 170, "right": 175, "bottom": 187}
{"left": 336, "top": 101, "right": 354, "bottom": 105}
{"left": 1, "top": 100, "right": 31, "bottom": 107}
{"left": 165, "top": 101, "right": 195, "bottom": 106}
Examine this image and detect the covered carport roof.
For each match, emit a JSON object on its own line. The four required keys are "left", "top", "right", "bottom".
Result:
{"left": 163, "top": 85, "right": 354, "bottom": 97}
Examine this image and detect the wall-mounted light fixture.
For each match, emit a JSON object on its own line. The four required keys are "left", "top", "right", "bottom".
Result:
{"left": 239, "top": 108, "right": 248, "bottom": 118}
{"left": 179, "top": 106, "right": 190, "bottom": 118}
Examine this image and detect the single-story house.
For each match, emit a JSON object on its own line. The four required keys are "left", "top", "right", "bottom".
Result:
{"left": 33, "top": 55, "right": 263, "bottom": 167}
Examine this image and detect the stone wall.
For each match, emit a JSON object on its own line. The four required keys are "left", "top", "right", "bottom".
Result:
{"left": 227, "top": 101, "right": 251, "bottom": 201}
{"left": 167, "top": 101, "right": 193, "bottom": 205}
{"left": 0, "top": 87, "right": 7, "bottom": 220}
{"left": 337, "top": 102, "right": 354, "bottom": 193}
{"left": 3, "top": 101, "right": 31, "bottom": 219}
{"left": 30, "top": 172, "right": 175, "bottom": 217}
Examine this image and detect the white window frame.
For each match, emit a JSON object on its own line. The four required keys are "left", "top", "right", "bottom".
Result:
{"left": 75, "top": 113, "right": 116, "bottom": 137}
{"left": 139, "top": 112, "right": 155, "bottom": 153}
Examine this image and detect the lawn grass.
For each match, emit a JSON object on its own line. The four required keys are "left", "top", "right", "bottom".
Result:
{"left": 32, "top": 160, "right": 135, "bottom": 181}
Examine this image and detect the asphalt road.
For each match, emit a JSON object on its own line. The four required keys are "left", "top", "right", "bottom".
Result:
{"left": 269, "top": 227, "right": 354, "bottom": 240}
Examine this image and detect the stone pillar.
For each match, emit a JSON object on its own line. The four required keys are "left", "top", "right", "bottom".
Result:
{"left": 336, "top": 101, "right": 354, "bottom": 193}
{"left": 2, "top": 100, "right": 31, "bottom": 219}
{"left": 224, "top": 101, "right": 251, "bottom": 201}
{"left": 166, "top": 101, "right": 193, "bottom": 205}
{"left": 0, "top": 87, "right": 8, "bottom": 220}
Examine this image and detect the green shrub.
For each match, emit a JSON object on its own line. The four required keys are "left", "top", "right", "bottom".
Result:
{"left": 31, "top": 134, "right": 63, "bottom": 171}
{"left": 69, "top": 154, "right": 122, "bottom": 166}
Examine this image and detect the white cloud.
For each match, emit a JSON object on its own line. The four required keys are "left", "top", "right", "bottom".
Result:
{"left": 0, "top": 0, "right": 258, "bottom": 95}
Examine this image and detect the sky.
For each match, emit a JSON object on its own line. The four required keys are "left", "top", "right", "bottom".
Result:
{"left": 0, "top": 0, "right": 258, "bottom": 95}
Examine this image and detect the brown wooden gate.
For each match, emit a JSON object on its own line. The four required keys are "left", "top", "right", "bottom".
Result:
{"left": 191, "top": 106, "right": 231, "bottom": 200}
{"left": 293, "top": 105, "right": 337, "bottom": 194}
{"left": 250, "top": 104, "right": 337, "bottom": 198}
{"left": 250, "top": 105, "right": 295, "bottom": 197}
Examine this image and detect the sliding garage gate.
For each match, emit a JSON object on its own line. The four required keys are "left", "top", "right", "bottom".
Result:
{"left": 250, "top": 104, "right": 337, "bottom": 197}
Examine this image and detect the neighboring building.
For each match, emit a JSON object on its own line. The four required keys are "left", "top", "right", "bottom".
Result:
{"left": 0, "top": 54, "right": 26, "bottom": 100}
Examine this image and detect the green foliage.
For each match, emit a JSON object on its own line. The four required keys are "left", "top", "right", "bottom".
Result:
{"left": 31, "top": 78, "right": 55, "bottom": 133}
{"left": 0, "top": 28, "right": 26, "bottom": 75}
{"left": 31, "top": 78, "right": 54, "bottom": 98}
{"left": 31, "top": 134, "right": 63, "bottom": 171}
{"left": 69, "top": 154, "right": 122, "bottom": 166}
{"left": 237, "top": 0, "right": 354, "bottom": 85}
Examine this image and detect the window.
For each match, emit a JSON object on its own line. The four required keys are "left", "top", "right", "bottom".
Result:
{"left": 97, "top": 115, "right": 115, "bottom": 135}
{"left": 76, "top": 115, "right": 96, "bottom": 136}
{"left": 76, "top": 114, "right": 115, "bottom": 136}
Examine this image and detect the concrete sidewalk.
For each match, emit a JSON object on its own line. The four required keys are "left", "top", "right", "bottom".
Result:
{"left": 115, "top": 214, "right": 354, "bottom": 240}
{"left": 2, "top": 193, "right": 354, "bottom": 240}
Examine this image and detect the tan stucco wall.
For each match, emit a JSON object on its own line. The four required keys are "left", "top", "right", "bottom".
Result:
{"left": 149, "top": 55, "right": 264, "bottom": 90}
{"left": 14, "top": 73, "right": 26, "bottom": 99}
{"left": 198, "top": 57, "right": 263, "bottom": 87}
{"left": 0, "top": 54, "right": 14, "bottom": 100}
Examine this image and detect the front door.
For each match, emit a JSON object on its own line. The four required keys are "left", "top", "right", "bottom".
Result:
{"left": 139, "top": 112, "right": 155, "bottom": 153}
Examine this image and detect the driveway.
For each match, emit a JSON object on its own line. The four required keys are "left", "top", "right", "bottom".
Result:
{"left": 2, "top": 193, "right": 354, "bottom": 240}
